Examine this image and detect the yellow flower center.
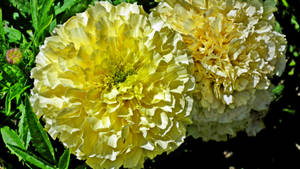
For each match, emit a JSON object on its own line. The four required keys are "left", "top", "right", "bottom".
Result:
{"left": 113, "top": 67, "right": 135, "bottom": 85}
{"left": 184, "top": 13, "right": 241, "bottom": 97}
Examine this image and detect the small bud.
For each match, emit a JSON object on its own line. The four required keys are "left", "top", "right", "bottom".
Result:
{"left": 6, "top": 48, "right": 22, "bottom": 64}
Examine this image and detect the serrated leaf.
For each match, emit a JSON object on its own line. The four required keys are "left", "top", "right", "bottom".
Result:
{"left": 24, "top": 96, "right": 56, "bottom": 164}
{"left": 18, "top": 103, "right": 31, "bottom": 149}
{"left": 58, "top": 149, "right": 70, "bottom": 169}
{"left": 7, "top": 144, "right": 55, "bottom": 169}
{"left": 1, "top": 126, "right": 25, "bottom": 150}
{"left": 4, "top": 27, "right": 22, "bottom": 43}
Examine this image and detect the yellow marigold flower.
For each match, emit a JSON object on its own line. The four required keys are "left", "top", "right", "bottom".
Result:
{"left": 30, "top": 2, "right": 194, "bottom": 168}
{"left": 153, "top": 0, "right": 287, "bottom": 141}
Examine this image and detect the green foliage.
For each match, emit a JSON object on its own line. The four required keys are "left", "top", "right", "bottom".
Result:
{"left": 281, "top": 0, "right": 289, "bottom": 8}
{"left": 0, "top": 96, "right": 73, "bottom": 168}
{"left": 8, "top": 0, "right": 31, "bottom": 16}
{"left": 1, "top": 126, "right": 54, "bottom": 168}
{"left": 4, "top": 27, "right": 22, "bottom": 43}
{"left": 113, "top": 0, "right": 137, "bottom": 5}
{"left": 1, "top": 126, "right": 25, "bottom": 150}
{"left": 58, "top": 149, "right": 71, "bottom": 169}
{"left": 272, "top": 84, "right": 284, "bottom": 95}
{"left": 18, "top": 103, "right": 31, "bottom": 149}
{"left": 30, "top": 0, "right": 55, "bottom": 50}
{"left": 7, "top": 145, "right": 55, "bottom": 169}
{"left": 291, "top": 15, "right": 300, "bottom": 31}
{"left": 23, "top": 96, "right": 56, "bottom": 164}
{"left": 54, "top": 0, "right": 96, "bottom": 26}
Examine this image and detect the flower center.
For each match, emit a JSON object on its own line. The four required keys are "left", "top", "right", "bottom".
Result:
{"left": 184, "top": 14, "right": 242, "bottom": 97}
{"left": 113, "top": 67, "right": 135, "bottom": 85}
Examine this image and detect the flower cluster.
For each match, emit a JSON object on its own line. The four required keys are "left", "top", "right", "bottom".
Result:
{"left": 153, "top": 0, "right": 287, "bottom": 141}
{"left": 30, "top": 2, "right": 194, "bottom": 169}
{"left": 30, "top": 0, "right": 286, "bottom": 168}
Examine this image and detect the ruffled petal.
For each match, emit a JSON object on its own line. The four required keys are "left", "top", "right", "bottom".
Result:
{"left": 30, "top": 2, "right": 194, "bottom": 168}
{"left": 153, "top": 0, "right": 287, "bottom": 141}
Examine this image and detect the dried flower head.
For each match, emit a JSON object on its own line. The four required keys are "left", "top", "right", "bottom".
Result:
{"left": 6, "top": 48, "right": 22, "bottom": 64}
{"left": 153, "top": 0, "right": 287, "bottom": 141}
{"left": 30, "top": 2, "right": 194, "bottom": 168}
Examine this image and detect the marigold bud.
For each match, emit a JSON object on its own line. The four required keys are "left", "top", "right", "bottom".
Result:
{"left": 6, "top": 48, "right": 22, "bottom": 64}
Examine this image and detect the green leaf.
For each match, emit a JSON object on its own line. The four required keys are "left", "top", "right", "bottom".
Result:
{"left": 8, "top": 0, "right": 31, "bottom": 15}
{"left": 291, "top": 15, "right": 300, "bottom": 31}
{"left": 4, "top": 82, "right": 30, "bottom": 116}
{"left": 74, "top": 163, "right": 88, "bottom": 169}
{"left": 24, "top": 95, "right": 56, "bottom": 164}
{"left": 289, "top": 60, "right": 296, "bottom": 66}
{"left": 0, "top": 8, "right": 5, "bottom": 42}
{"left": 13, "top": 12, "right": 20, "bottom": 20}
{"left": 1, "top": 126, "right": 25, "bottom": 150}
{"left": 7, "top": 144, "right": 55, "bottom": 169}
{"left": 293, "top": 51, "right": 299, "bottom": 57}
{"left": 281, "top": 0, "right": 289, "bottom": 8}
{"left": 55, "top": 0, "right": 79, "bottom": 15}
{"left": 5, "top": 90, "right": 12, "bottom": 116}
{"left": 18, "top": 103, "right": 31, "bottom": 149}
{"left": 4, "top": 27, "right": 22, "bottom": 43}
{"left": 49, "top": 19, "right": 57, "bottom": 32}
{"left": 113, "top": 0, "right": 136, "bottom": 5}
{"left": 272, "top": 84, "right": 284, "bottom": 95}
{"left": 58, "top": 149, "right": 70, "bottom": 169}
{"left": 283, "top": 108, "right": 296, "bottom": 115}
{"left": 59, "top": 0, "right": 93, "bottom": 23}
{"left": 9, "top": 82, "right": 30, "bottom": 102}
{"left": 30, "top": 0, "right": 38, "bottom": 31}
{"left": 30, "top": 0, "right": 55, "bottom": 49}
{"left": 288, "top": 68, "right": 294, "bottom": 76}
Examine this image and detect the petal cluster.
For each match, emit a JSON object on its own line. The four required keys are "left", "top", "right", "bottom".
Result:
{"left": 30, "top": 2, "right": 194, "bottom": 168}
{"left": 154, "top": 0, "right": 287, "bottom": 141}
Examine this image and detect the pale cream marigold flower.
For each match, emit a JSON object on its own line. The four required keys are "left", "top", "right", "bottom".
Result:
{"left": 153, "top": 0, "right": 287, "bottom": 141}
{"left": 30, "top": 2, "right": 195, "bottom": 168}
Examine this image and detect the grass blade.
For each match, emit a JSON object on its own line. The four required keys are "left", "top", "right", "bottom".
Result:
{"left": 30, "top": 0, "right": 38, "bottom": 31}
